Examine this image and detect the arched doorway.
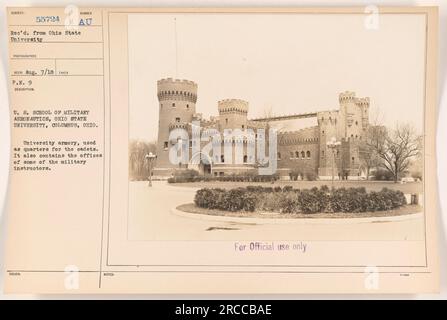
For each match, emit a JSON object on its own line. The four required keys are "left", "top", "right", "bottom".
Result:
{"left": 189, "top": 152, "right": 212, "bottom": 175}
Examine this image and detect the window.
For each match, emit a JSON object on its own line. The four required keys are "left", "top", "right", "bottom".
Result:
{"left": 295, "top": 151, "right": 299, "bottom": 158}
{"left": 301, "top": 151, "right": 305, "bottom": 158}
{"left": 322, "top": 130, "right": 325, "bottom": 134}
{"left": 243, "top": 155, "right": 248, "bottom": 163}
{"left": 160, "top": 104, "right": 163, "bottom": 109}
{"left": 164, "top": 141, "right": 168, "bottom": 149}
{"left": 242, "top": 125, "right": 245, "bottom": 129}
{"left": 355, "top": 121, "right": 358, "bottom": 125}
{"left": 352, "top": 157, "right": 355, "bottom": 163}
{"left": 221, "top": 155, "right": 225, "bottom": 163}
{"left": 172, "top": 103, "right": 176, "bottom": 107}
{"left": 225, "top": 118, "right": 228, "bottom": 124}
{"left": 322, "top": 150, "right": 325, "bottom": 157}
{"left": 306, "top": 151, "right": 311, "bottom": 158}
{"left": 290, "top": 152, "right": 294, "bottom": 159}
{"left": 175, "top": 117, "right": 180, "bottom": 122}
{"left": 189, "top": 141, "right": 192, "bottom": 148}
{"left": 277, "top": 152, "right": 281, "bottom": 160}
{"left": 186, "top": 104, "right": 189, "bottom": 109}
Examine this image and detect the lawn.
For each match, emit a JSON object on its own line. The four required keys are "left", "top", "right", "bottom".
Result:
{"left": 177, "top": 203, "right": 422, "bottom": 219}
{"left": 172, "top": 180, "right": 423, "bottom": 194}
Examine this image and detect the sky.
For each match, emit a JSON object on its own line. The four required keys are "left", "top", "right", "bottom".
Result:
{"left": 128, "top": 13, "right": 426, "bottom": 141}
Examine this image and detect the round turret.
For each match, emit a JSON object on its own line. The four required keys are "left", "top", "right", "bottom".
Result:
{"left": 218, "top": 99, "right": 249, "bottom": 115}
{"left": 157, "top": 78, "right": 197, "bottom": 103}
{"left": 155, "top": 78, "right": 198, "bottom": 172}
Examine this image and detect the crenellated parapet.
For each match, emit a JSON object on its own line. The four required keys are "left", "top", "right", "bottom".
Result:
{"left": 339, "top": 91, "right": 356, "bottom": 104}
{"left": 218, "top": 99, "right": 249, "bottom": 115}
{"left": 278, "top": 126, "right": 319, "bottom": 145}
{"left": 168, "top": 121, "right": 188, "bottom": 131}
{"left": 355, "top": 97, "right": 370, "bottom": 107}
{"left": 317, "top": 110, "right": 339, "bottom": 125}
{"left": 157, "top": 78, "right": 198, "bottom": 103}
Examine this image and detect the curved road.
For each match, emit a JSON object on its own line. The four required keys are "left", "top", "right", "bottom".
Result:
{"left": 128, "top": 181, "right": 424, "bottom": 241}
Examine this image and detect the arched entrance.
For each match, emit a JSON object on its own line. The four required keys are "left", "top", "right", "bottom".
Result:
{"left": 189, "top": 152, "right": 212, "bottom": 175}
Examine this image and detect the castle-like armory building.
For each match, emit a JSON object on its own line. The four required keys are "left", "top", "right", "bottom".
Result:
{"left": 153, "top": 78, "right": 370, "bottom": 180}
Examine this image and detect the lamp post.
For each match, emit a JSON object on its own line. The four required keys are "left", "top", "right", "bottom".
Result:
{"left": 145, "top": 152, "right": 157, "bottom": 187}
{"left": 326, "top": 137, "right": 341, "bottom": 189}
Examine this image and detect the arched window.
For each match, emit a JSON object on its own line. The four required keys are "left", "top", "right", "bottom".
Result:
{"left": 243, "top": 155, "right": 248, "bottom": 163}
{"left": 295, "top": 151, "right": 299, "bottom": 158}
{"left": 277, "top": 152, "right": 281, "bottom": 160}
{"left": 301, "top": 151, "right": 305, "bottom": 158}
{"left": 306, "top": 151, "right": 311, "bottom": 158}
{"left": 221, "top": 155, "right": 225, "bottom": 163}
{"left": 172, "top": 102, "right": 176, "bottom": 107}
{"left": 186, "top": 104, "right": 189, "bottom": 109}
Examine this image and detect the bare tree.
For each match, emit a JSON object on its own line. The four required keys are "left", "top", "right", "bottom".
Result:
{"left": 129, "top": 140, "right": 157, "bottom": 180}
{"left": 359, "top": 126, "right": 382, "bottom": 180}
{"left": 368, "top": 124, "right": 421, "bottom": 182}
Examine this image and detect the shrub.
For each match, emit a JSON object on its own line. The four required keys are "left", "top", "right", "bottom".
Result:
{"left": 280, "top": 192, "right": 301, "bottom": 213}
{"left": 372, "top": 169, "right": 394, "bottom": 181}
{"left": 304, "top": 171, "right": 318, "bottom": 181}
{"left": 289, "top": 169, "right": 301, "bottom": 181}
{"left": 296, "top": 187, "right": 329, "bottom": 213}
{"left": 194, "top": 188, "right": 225, "bottom": 209}
{"left": 221, "top": 188, "right": 256, "bottom": 212}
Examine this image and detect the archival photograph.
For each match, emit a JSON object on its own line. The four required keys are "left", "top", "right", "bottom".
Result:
{"left": 127, "top": 12, "right": 425, "bottom": 242}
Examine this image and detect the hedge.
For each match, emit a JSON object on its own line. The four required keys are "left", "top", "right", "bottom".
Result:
{"left": 194, "top": 186, "right": 407, "bottom": 214}
{"left": 168, "top": 171, "right": 280, "bottom": 184}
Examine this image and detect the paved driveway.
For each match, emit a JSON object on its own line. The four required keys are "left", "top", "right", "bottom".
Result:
{"left": 128, "top": 181, "right": 424, "bottom": 241}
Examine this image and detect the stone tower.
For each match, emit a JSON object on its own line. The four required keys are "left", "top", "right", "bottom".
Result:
{"left": 153, "top": 78, "right": 198, "bottom": 176}
{"left": 216, "top": 99, "right": 249, "bottom": 166}
{"left": 217, "top": 99, "right": 249, "bottom": 131}
{"left": 338, "top": 91, "right": 370, "bottom": 177}
{"left": 318, "top": 91, "right": 370, "bottom": 178}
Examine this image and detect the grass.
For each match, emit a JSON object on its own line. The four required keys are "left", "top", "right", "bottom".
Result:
{"left": 172, "top": 180, "right": 422, "bottom": 194}
{"left": 177, "top": 203, "right": 422, "bottom": 219}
